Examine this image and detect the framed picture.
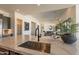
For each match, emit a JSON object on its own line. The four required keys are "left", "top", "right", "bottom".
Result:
{"left": 24, "top": 22, "right": 29, "bottom": 30}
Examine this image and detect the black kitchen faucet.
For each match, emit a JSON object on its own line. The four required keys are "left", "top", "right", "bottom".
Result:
{"left": 35, "top": 25, "right": 40, "bottom": 42}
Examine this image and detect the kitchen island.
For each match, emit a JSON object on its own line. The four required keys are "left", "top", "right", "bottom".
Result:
{"left": 0, "top": 38, "right": 49, "bottom": 55}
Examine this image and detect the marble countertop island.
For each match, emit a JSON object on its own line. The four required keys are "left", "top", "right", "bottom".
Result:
{"left": 0, "top": 38, "right": 49, "bottom": 55}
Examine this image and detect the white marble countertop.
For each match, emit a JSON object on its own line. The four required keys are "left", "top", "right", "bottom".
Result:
{"left": 0, "top": 39, "right": 49, "bottom": 55}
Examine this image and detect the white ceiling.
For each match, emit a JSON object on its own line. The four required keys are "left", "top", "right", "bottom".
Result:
{"left": 0, "top": 4, "right": 75, "bottom": 25}
{"left": 33, "top": 8, "right": 67, "bottom": 23}
{"left": 0, "top": 4, "right": 74, "bottom": 14}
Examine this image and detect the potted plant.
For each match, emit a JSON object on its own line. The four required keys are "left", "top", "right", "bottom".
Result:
{"left": 58, "top": 18, "right": 77, "bottom": 44}
{"left": 61, "top": 33, "right": 77, "bottom": 44}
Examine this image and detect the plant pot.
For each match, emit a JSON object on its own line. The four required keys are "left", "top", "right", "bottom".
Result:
{"left": 61, "top": 33, "right": 77, "bottom": 44}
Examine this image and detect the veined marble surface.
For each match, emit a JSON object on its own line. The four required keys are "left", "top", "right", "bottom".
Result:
{"left": 0, "top": 36, "right": 79, "bottom": 55}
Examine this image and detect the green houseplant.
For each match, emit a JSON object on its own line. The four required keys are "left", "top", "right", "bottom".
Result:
{"left": 56, "top": 17, "right": 77, "bottom": 44}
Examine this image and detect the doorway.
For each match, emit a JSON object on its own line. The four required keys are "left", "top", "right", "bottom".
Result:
{"left": 16, "top": 19, "right": 23, "bottom": 45}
